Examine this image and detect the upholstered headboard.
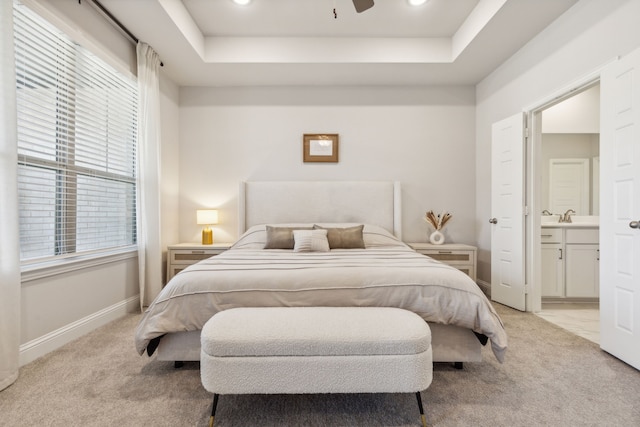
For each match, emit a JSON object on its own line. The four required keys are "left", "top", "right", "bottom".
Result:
{"left": 238, "top": 181, "right": 402, "bottom": 239}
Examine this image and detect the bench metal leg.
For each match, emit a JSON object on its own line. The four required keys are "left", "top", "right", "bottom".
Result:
{"left": 209, "top": 394, "right": 219, "bottom": 427}
{"left": 206, "top": 392, "right": 426, "bottom": 426}
{"left": 416, "top": 392, "right": 427, "bottom": 427}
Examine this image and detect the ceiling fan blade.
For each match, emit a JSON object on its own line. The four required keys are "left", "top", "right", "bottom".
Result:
{"left": 352, "top": 0, "right": 374, "bottom": 13}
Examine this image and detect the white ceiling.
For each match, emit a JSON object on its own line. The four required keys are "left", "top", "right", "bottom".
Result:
{"left": 98, "top": 0, "right": 579, "bottom": 87}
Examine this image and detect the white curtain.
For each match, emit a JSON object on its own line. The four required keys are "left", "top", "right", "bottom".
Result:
{"left": 0, "top": 0, "right": 22, "bottom": 391}
{"left": 136, "top": 42, "right": 163, "bottom": 309}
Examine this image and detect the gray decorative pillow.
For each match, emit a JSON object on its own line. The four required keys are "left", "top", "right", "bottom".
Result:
{"left": 313, "top": 224, "right": 365, "bottom": 249}
{"left": 293, "top": 229, "right": 330, "bottom": 252}
{"left": 264, "top": 225, "right": 312, "bottom": 249}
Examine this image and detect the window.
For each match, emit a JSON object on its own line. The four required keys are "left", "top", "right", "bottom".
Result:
{"left": 13, "top": 1, "right": 138, "bottom": 263}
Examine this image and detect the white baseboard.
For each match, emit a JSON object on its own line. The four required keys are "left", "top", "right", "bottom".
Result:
{"left": 19, "top": 295, "right": 140, "bottom": 366}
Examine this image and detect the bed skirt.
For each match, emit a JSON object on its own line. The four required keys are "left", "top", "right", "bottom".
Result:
{"left": 155, "top": 322, "right": 483, "bottom": 363}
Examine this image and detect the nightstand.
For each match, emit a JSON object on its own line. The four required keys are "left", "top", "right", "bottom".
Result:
{"left": 408, "top": 243, "right": 477, "bottom": 282}
{"left": 166, "top": 242, "right": 232, "bottom": 282}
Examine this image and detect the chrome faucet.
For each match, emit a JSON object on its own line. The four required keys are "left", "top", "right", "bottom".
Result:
{"left": 560, "top": 209, "right": 576, "bottom": 223}
{"left": 542, "top": 210, "right": 553, "bottom": 216}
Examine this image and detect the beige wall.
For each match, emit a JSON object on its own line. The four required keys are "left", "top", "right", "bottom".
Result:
{"left": 176, "top": 86, "right": 477, "bottom": 246}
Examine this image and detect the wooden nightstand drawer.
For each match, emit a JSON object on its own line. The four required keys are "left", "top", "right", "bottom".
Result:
{"left": 168, "top": 265, "right": 188, "bottom": 279}
{"left": 408, "top": 243, "right": 477, "bottom": 282}
{"left": 456, "top": 267, "right": 473, "bottom": 277}
{"left": 171, "top": 249, "right": 224, "bottom": 264}
{"left": 166, "top": 243, "right": 232, "bottom": 283}
{"left": 423, "top": 249, "right": 474, "bottom": 264}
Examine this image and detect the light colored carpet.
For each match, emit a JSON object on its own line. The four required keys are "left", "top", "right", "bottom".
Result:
{"left": 1, "top": 303, "right": 639, "bottom": 426}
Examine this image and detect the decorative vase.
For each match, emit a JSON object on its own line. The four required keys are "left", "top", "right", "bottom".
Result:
{"left": 429, "top": 229, "right": 445, "bottom": 245}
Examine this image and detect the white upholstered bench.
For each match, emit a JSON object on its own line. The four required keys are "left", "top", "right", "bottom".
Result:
{"left": 200, "top": 306, "right": 433, "bottom": 427}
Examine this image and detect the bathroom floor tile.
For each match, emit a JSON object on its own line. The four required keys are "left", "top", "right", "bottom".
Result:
{"left": 535, "top": 303, "right": 599, "bottom": 344}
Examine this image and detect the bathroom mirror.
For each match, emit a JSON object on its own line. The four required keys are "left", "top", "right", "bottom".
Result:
{"left": 540, "top": 84, "right": 600, "bottom": 217}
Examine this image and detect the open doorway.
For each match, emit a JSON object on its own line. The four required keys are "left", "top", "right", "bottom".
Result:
{"left": 529, "top": 82, "right": 600, "bottom": 344}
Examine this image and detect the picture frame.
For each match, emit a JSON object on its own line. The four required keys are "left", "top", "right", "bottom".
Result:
{"left": 303, "top": 134, "right": 339, "bottom": 163}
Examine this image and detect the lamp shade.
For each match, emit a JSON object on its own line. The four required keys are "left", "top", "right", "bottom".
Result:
{"left": 197, "top": 209, "right": 219, "bottom": 225}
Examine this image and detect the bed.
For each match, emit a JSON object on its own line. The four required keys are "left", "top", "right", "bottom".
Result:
{"left": 135, "top": 181, "right": 507, "bottom": 364}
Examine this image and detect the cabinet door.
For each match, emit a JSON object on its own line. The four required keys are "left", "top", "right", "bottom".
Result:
{"left": 541, "top": 243, "right": 564, "bottom": 297}
{"left": 565, "top": 244, "right": 599, "bottom": 298}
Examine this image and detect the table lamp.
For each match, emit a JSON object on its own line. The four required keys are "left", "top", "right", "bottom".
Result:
{"left": 196, "top": 209, "right": 218, "bottom": 245}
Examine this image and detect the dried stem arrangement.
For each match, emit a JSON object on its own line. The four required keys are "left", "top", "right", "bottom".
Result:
{"left": 424, "top": 210, "right": 452, "bottom": 230}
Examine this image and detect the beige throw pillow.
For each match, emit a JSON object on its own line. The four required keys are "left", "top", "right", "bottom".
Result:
{"left": 313, "top": 224, "right": 365, "bottom": 249}
{"left": 264, "top": 226, "right": 312, "bottom": 249}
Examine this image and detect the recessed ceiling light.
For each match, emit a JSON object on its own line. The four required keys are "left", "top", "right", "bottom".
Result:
{"left": 232, "top": 0, "right": 252, "bottom": 6}
{"left": 408, "top": 0, "right": 428, "bottom": 6}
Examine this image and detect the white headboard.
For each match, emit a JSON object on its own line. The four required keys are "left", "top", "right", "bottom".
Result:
{"left": 238, "top": 181, "right": 402, "bottom": 239}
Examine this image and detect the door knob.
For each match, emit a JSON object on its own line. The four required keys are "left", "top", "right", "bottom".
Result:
{"left": 489, "top": 218, "right": 498, "bottom": 224}
{"left": 630, "top": 220, "right": 640, "bottom": 229}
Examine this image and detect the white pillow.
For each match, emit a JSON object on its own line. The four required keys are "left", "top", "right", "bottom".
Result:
{"left": 293, "top": 229, "right": 330, "bottom": 252}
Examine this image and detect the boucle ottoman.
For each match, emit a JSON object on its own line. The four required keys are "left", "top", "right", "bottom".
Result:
{"left": 200, "top": 306, "right": 432, "bottom": 427}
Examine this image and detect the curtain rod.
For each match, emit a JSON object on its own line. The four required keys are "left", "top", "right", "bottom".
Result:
{"left": 80, "top": 0, "right": 164, "bottom": 67}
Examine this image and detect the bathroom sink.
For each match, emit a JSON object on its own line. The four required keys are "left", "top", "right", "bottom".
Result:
{"left": 541, "top": 215, "right": 599, "bottom": 227}
{"left": 541, "top": 215, "right": 561, "bottom": 225}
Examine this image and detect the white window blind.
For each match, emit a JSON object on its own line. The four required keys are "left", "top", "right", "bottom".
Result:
{"left": 13, "top": 1, "right": 138, "bottom": 262}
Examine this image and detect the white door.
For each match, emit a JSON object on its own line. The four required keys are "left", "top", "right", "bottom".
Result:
{"left": 600, "top": 47, "right": 640, "bottom": 370}
{"left": 491, "top": 113, "right": 526, "bottom": 311}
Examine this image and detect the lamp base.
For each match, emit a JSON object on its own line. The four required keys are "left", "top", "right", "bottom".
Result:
{"left": 202, "top": 228, "right": 213, "bottom": 245}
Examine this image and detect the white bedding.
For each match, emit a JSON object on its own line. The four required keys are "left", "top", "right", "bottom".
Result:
{"left": 135, "top": 224, "right": 507, "bottom": 362}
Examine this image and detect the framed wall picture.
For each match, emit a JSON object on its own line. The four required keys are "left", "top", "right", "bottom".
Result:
{"left": 303, "top": 134, "right": 339, "bottom": 163}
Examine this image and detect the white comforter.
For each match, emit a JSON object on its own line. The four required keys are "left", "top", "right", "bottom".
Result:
{"left": 135, "top": 225, "right": 508, "bottom": 362}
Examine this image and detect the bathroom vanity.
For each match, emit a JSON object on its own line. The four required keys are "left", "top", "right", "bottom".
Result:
{"left": 541, "top": 216, "right": 599, "bottom": 299}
